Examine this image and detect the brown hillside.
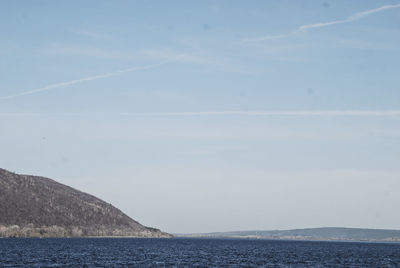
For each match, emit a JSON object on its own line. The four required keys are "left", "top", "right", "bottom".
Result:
{"left": 0, "top": 168, "right": 171, "bottom": 238}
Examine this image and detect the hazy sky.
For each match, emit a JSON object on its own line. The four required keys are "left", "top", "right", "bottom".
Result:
{"left": 1, "top": 0, "right": 400, "bottom": 233}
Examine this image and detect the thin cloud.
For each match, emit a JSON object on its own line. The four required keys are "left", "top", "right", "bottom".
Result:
{"left": 72, "top": 29, "right": 112, "bottom": 40}
{"left": 241, "top": 32, "right": 297, "bottom": 43}
{"left": 44, "top": 45, "right": 127, "bottom": 60}
{"left": 242, "top": 4, "right": 400, "bottom": 43}
{"left": 118, "top": 110, "right": 400, "bottom": 117}
{"left": 142, "top": 49, "right": 254, "bottom": 74}
{"left": 44, "top": 46, "right": 252, "bottom": 74}
{"left": 1, "top": 110, "right": 400, "bottom": 117}
{"left": 0, "top": 61, "right": 173, "bottom": 100}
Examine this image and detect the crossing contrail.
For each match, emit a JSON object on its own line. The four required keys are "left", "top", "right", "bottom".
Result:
{"left": 0, "top": 61, "right": 169, "bottom": 100}
{"left": 242, "top": 3, "right": 400, "bottom": 42}
{"left": 300, "top": 3, "right": 400, "bottom": 31}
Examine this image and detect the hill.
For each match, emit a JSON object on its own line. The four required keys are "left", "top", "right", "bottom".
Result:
{"left": 0, "top": 168, "right": 171, "bottom": 238}
{"left": 179, "top": 227, "right": 400, "bottom": 242}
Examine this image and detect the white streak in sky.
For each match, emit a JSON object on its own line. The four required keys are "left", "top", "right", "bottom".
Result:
{"left": 241, "top": 32, "right": 297, "bottom": 43}
{"left": 242, "top": 4, "right": 400, "bottom": 43}
{"left": 0, "top": 61, "right": 169, "bottom": 100}
{"left": 1, "top": 110, "right": 400, "bottom": 117}
{"left": 300, "top": 4, "right": 400, "bottom": 31}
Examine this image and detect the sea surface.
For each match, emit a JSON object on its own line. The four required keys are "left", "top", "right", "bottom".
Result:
{"left": 0, "top": 238, "right": 399, "bottom": 267}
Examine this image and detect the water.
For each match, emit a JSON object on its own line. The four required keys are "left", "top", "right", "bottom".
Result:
{"left": 1, "top": 238, "right": 399, "bottom": 267}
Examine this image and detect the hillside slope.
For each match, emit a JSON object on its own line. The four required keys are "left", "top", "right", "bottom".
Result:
{"left": 0, "top": 168, "right": 171, "bottom": 238}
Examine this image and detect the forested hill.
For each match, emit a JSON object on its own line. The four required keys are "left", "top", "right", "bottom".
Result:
{"left": 0, "top": 168, "right": 171, "bottom": 238}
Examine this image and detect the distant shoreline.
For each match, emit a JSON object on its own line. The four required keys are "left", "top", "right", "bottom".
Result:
{"left": 174, "top": 235, "right": 400, "bottom": 243}
{"left": 175, "top": 227, "right": 400, "bottom": 243}
{"left": 2, "top": 236, "right": 400, "bottom": 244}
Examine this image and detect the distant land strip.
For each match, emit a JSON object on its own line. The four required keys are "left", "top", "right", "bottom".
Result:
{"left": 176, "top": 227, "right": 400, "bottom": 242}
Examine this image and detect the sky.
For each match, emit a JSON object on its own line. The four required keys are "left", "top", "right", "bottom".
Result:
{"left": 1, "top": 0, "right": 400, "bottom": 233}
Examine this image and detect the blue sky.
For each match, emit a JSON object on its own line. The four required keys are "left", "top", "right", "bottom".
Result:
{"left": 1, "top": 0, "right": 400, "bottom": 233}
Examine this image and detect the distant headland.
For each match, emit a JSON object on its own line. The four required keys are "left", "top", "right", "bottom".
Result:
{"left": 177, "top": 227, "right": 400, "bottom": 242}
{"left": 0, "top": 168, "right": 171, "bottom": 238}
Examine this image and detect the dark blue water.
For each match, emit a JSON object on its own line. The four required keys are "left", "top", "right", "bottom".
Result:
{"left": 1, "top": 238, "right": 399, "bottom": 267}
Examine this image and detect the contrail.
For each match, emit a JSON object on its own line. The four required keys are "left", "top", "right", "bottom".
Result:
{"left": 1, "top": 110, "right": 400, "bottom": 117}
{"left": 242, "top": 4, "right": 400, "bottom": 43}
{"left": 300, "top": 3, "right": 400, "bottom": 31}
{"left": 0, "top": 61, "right": 169, "bottom": 100}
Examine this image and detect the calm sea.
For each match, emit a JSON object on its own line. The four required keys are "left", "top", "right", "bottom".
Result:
{"left": 0, "top": 238, "right": 399, "bottom": 267}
